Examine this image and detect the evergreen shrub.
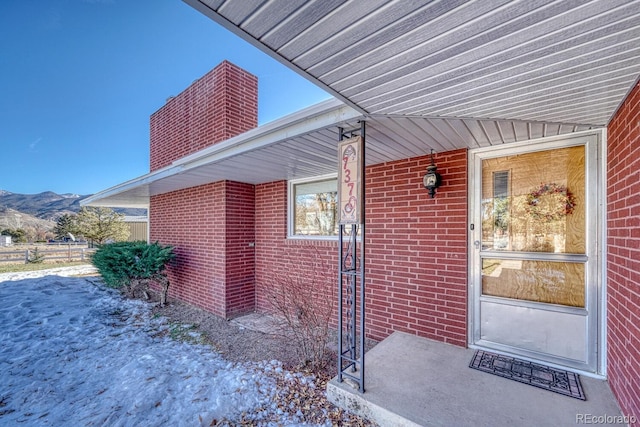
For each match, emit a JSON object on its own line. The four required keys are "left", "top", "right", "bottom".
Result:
{"left": 91, "top": 241, "right": 175, "bottom": 305}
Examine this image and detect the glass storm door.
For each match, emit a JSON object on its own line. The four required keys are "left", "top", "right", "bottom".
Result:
{"left": 469, "top": 134, "right": 601, "bottom": 373}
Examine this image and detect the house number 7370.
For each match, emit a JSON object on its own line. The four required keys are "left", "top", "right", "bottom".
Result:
{"left": 339, "top": 137, "right": 361, "bottom": 223}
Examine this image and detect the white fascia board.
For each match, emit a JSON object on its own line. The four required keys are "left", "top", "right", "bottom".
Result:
{"left": 82, "top": 98, "right": 360, "bottom": 207}
{"left": 84, "top": 199, "right": 148, "bottom": 209}
{"left": 173, "top": 98, "right": 361, "bottom": 169}
{"left": 80, "top": 164, "right": 184, "bottom": 207}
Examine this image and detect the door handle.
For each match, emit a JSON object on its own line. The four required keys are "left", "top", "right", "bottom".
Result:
{"left": 474, "top": 240, "right": 481, "bottom": 249}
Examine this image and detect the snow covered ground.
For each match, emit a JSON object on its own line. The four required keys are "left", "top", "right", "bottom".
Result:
{"left": 0, "top": 266, "right": 324, "bottom": 426}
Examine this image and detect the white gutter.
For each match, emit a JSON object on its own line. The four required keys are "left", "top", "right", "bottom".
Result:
{"left": 80, "top": 164, "right": 184, "bottom": 207}
{"left": 82, "top": 98, "right": 361, "bottom": 207}
{"left": 174, "top": 98, "right": 358, "bottom": 168}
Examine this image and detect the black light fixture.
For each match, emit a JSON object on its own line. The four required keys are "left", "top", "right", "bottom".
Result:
{"left": 423, "top": 149, "right": 442, "bottom": 198}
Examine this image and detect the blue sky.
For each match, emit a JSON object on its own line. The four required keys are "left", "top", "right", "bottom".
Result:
{"left": 0, "top": 0, "right": 331, "bottom": 196}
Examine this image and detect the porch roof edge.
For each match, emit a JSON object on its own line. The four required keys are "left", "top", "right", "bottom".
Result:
{"left": 181, "top": 0, "right": 368, "bottom": 116}
{"left": 82, "top": 98, "right": 361, "bottom": 208}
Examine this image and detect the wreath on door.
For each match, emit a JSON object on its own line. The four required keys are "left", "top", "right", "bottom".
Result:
{"left": 525, "top": 183, "right": 576, "bottom": 222}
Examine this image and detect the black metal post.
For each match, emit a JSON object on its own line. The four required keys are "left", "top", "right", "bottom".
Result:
{"left": 337, "top": 122, "right": 366, "bottom": 392}
{"left": 359, "top": 120, "right": 366, "bottom": 388}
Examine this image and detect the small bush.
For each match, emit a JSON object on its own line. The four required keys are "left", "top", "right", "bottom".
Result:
{"left": 91, "top": 241, "right": 175, "bottom": 305}
{"left": 260, "top": 248, "right": 336, "bottom": 371}
{"left": 27, "top": 247, "right": 45, "bottom": 264}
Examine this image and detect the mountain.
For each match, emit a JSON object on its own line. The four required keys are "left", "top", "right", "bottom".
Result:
{"left": 0, "top": 207, "right": 54, "bottom": 233}
{"left": 0, "top": 191, "right": 146, "bottom": 222}
{"left": 0, "top": 191, "right": 86, "bottom": 221}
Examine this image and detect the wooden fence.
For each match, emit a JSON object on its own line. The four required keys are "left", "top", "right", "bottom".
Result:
{"left": 0, "top": 247, "right": 96, "bottom": 264}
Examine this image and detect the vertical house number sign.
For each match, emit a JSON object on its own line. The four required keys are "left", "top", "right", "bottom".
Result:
{"left": 338, "top": 136, "right": 363, "bottom": 224}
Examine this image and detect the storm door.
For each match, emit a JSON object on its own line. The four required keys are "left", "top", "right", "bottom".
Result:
{"left": 469, "top": 134, "right": 601, "bottom": 373}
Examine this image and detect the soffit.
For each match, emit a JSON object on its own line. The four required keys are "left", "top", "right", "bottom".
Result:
{"left": 83, "top": 100, "right": 594, "bottom": 208}
{"left": 86, "top": 0, "right": 636, "bottom": 208}
{"left": 187, "top": 0, "right": 640, "bottom": 127}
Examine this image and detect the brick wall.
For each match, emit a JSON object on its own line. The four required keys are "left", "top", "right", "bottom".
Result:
{"left": 254, "top": 179, "right": 338, "bottom": 310}
{"left": 254, "top": 149, "right": 468, "bottom": 346}
{"left": 365, "top": 149, "right": 468, "bottom": 346}
{"left": 607, "top": 80, "right": 640, "bottom": 422}
{"left": 149, "top": 60, "right": 258, "bottom": 171}
{"left": 148, "top": 60, "right": 258, "bottom": 318}
{"left": 150, "top": 180, "right": 256, "bottom": 318}
{"left": 224, "top": 181, "right": 256, "bottom": 317}
{"left": 150, "top": 182, "right": 227, "bottom": 317}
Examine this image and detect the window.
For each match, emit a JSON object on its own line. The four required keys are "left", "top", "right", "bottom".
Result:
{"left": 493, "top": 170, "right": 510, "bottom": 241}
{"left": 289, "top": 175, "right": 338, "bottom": 238}
{"left": 485, "top": 170, "right": 510, "bottom": 250}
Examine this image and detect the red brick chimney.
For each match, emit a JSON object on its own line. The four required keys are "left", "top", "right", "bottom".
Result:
{"left": 149, "top": 60, "right": 258, "bottom": 171}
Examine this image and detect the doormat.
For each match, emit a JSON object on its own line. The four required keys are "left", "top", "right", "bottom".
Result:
{"left": 469, "top": 350, "right": 586, "bottom": 400}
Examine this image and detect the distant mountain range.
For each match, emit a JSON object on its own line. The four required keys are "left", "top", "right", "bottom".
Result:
{"left": 0, "top": 190, "right": 145, "bottom": 223}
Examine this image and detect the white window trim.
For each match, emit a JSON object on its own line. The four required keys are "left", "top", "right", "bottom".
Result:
{"left": 287, "top": 173, "right": 338, "bottom": 240}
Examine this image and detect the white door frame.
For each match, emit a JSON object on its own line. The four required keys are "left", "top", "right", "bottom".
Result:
{"left": 467, "top": 130, "right": 607, "bottom": 377}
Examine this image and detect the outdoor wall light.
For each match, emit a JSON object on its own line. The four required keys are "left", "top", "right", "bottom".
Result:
{"left": 423, "top": 149, "right": 442, "bottom": 198}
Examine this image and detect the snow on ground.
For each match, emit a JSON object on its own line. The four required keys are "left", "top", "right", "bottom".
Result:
{"left": 0, "top": 266, "right": 323, "bottom": 426}
{"left": 0, "top": 265, "right": 99, "bottom": 281}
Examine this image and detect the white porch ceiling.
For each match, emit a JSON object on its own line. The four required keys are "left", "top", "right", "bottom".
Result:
{"left": 85, "top": 0, "right": 639, "bottom": 208}
{"left": 187, "top": 0, "right": 640, "bottom": 126}
{"left": 83, "top": 100, "right": 593, "bottom": 208}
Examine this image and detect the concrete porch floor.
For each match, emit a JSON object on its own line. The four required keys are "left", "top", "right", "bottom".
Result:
{"left": 327, "top": 332, "right": 623, "bottom": 427}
